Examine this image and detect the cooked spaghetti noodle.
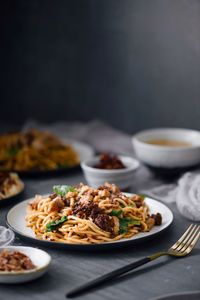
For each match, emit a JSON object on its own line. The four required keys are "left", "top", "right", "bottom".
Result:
{"left": 0, "top": 129, "right": 79, "bottom": 171}
{"left": 26, "top": 183, "right": 162, "bottom": 244}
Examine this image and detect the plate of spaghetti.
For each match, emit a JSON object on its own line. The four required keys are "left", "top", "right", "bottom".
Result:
{"left": 7, "top": 183, "right": 173, "bottom": 249}
{"left": 0, "top": 129, "right": 93, "bottom": 175}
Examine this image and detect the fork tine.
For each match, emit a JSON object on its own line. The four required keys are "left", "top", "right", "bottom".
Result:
{"left": 174, "top": 224, "right": 198, "bottom": 251}
{"left": 171, "top": 224, "right": 195, "bottom": 250}
{"left": 189, "top": 227, "right": 200, "bottom": 248}
{"left": 179, "top": 226, "right": 200, "bottom": 254}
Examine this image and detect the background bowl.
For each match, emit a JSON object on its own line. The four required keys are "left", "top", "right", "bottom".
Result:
{"left": 81, "top": 155, "right": 140, "bottom": 190}
{"left": 132, "top": 128, "right": 200, "bottom": 170}
{"left": 0, "top": 246, "right": 51, "bottom": 284}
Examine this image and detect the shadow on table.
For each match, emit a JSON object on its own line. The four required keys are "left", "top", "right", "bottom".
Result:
{"left": 0, "top": 264, "right": 75, "bottom": 294}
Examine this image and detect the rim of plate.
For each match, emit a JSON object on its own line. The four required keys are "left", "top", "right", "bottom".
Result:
{"left": 6, "top": 194, "right": 173, "bottom": 249}
{"left": 0, "top": 186, "right": 25, "bottom": 207}
{"left": 132, "top": 128, "right": 200, "bottom": 150}
{"left": 0, "top": 182, "right": 25, "bottom": 201}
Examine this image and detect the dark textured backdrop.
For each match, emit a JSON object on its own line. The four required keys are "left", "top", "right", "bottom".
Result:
{"left": 1, "top": 0, "right": 200, "bottom": 133}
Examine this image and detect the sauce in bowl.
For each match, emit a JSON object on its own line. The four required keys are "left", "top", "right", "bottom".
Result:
{"left": 145, "top": 139, "right": 192, "bottom": 147}
{"left": 95, "top": 153, "right": 126, "bottom": 169}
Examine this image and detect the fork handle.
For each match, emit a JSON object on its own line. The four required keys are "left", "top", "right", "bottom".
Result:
{"left": 67, "top": 257, "right": 152, "bottom": 298}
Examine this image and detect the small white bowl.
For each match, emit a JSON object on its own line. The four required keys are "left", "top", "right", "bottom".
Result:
{"left": 81, "top": 155, "right": 140, "bottom": 190}
{"left": 0, "top": 246, "right": 51, "bottom": 284}
{"left": 132, "top": 128, "right": 200, "bottom": 168}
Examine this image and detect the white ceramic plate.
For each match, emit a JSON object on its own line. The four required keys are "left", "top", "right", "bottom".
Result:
{"left": 6, "top": 194, "right": 173, "bottom": 250}
{"left": 68, "top": 139, "right": 94, "bottom": 162}
{"left": 0, "top": 187, "right": 25, "bottom": 207}
{"left": 0, "top": 246, "right": 51, "bottom": 284}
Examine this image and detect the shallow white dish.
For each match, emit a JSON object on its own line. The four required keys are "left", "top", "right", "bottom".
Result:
{"left": 132, "top": 128, "right": 200, "bottom": 168}
{"left": 0, "top": 246, "right": 51, "bottom": 284}
{"left": 81, "top": 155, "right": 140, "bottom": 190}
{"left": 6, "top": 195, "right": 173, "bottom": 250}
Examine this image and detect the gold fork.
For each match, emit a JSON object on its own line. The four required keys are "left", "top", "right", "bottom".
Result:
{"left": 150, "top": 223, "right": 200, "bottom": 260}
{"left": 67, "top": 224, "right": 200, "bottom": 298}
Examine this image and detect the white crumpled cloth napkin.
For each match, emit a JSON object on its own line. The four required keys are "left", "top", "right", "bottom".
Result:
{"left": 141, "top": 172, "right": 200, "bottom": 221}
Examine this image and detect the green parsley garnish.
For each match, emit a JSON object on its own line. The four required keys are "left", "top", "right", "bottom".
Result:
{"left": 46, "top": 216, "right": 68, "bottom": 232}
{"left": 137, "top": 194, "right": 146, "bottom": 200}
{"left": 110, "top": 210, "right": 123, "bottom": 217}
{"left": 7, "top": 145, "right": 21, "bottom": 157}
{"left": 57, "top": 162, "right": 70, "bottom": 168}
{"left": 53, "top": 185, "right": 75, "bottom": 197}
{"left": 119, "top": 218, "right": 141, "bottom": 234}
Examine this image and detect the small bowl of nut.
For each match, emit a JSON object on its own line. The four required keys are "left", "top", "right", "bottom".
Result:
{"left": 81, "top": 153, "right": 140, "bottom": 190}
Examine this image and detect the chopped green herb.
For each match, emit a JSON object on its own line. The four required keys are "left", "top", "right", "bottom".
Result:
{"left": 110, "top": 210, "right": 122, "bottom": 217}
{"left": 119, "top": 218, "right": 141, "bottom": 234}
{"left": 7, "top": 145, "right": 20, "bottom": 157}
{"left": 57, "top": 162, "right": 70, "bottom": 168}
{"left": 119, "top": 204, "right": 125, "bottom": 208}
{"left": 138, "top": 194, "right": 146, "bottom": 200}
{"left": 53, "top": 185, "right": 75, "bottom": 196}
{"left": 128, "top": 203, "right": 136, "bottom": 208}
{"left": 46, "top": 216, "right": 67, "bottom": 232}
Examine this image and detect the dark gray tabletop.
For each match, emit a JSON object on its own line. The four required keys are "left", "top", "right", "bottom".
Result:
{"left": 0, "top": 166, "right": 199, "bottom": 300}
